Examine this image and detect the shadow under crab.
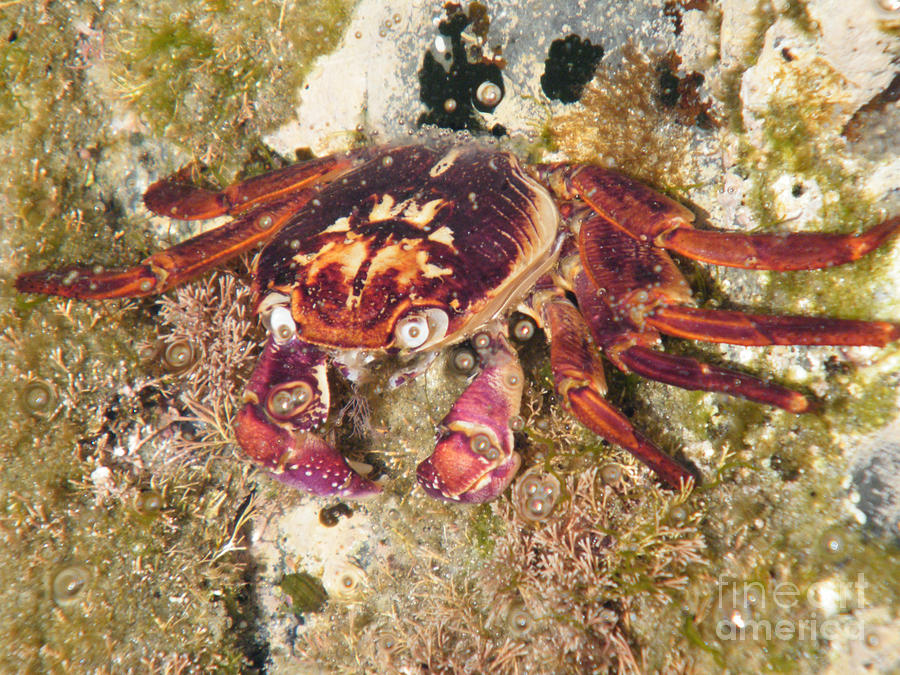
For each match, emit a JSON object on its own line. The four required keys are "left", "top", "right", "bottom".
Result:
{"left": 15, "top": 143, "right": 900, "bottom": 501}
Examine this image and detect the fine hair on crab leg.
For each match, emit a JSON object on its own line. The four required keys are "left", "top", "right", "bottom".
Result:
{"left": 417, "top": 332, "right": 525, "bottom": 502}
{"left": 539, "top": 294, "right": 695, "bottom": 489}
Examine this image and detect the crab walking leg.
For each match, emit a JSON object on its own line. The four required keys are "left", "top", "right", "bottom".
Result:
{"left": 417, "top": 333, "right": 524, "bottom": 502}
{"left": 541, "top": 163, "right": 900, "bottom": 270}
{"left": 234, "top": 308, "right": 380, "bottom": 497}
{"left": 15, "top": 193, "right": 313, "bottom": 300}
{"left": 538, "top": 294, "right": 695, "bottom": 489}
{"left": 576, "top": 209, "right": 900, "bottom": 348}
{"left": 657, "top": 217, "right": 900, "bottom": 271}
{"left": 645, "top": 305, "right": 900, "bottom": 347}
{"left": 15, "top": 150, "right": 373, "bottom": 300}
{"left": 143, "top": 150, "right": 366, "bottom": 219}
{"left": 572, "top": 274, "right": 812, "bottom": 413}
{"left": 568, "top": 214, "right": 815, "bottom": 411}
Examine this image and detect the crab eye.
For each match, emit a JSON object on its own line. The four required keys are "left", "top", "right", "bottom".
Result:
{"left": 266, "top": 381, "right": 314, "bottom": 420}
{"left": 270, "top": 306, "right": 296, "bottom": 342}
{"left": 394, "top": 313, "right": 430, "bottom": 349}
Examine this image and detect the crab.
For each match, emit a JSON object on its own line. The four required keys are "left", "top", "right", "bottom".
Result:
{"left": 15, "top": 143, "right": 900, "bottom": 502}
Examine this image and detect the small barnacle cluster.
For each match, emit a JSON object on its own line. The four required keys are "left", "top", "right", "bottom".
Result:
{"left": 512, "top": 466, "right": 562, "bottom": 523}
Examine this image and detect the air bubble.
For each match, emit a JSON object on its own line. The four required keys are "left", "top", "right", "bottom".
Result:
{"left": 451, "top": 347, "right": 477, "bottom": 374}
{"left": 506, "top": 600, "right": 534, "bottom": 637}
{"left": 21, "top": 380, "right": 56, "bottom": 415}
{"left": 508, "top": 415, "right": 524, "bottom": 432}
{"left": 52, "top": 565, "right": 91, "bottom": 608}
{"left": 512, "top": 317, "right": 536, "bottom": 341}
{"left": 470, "top": 433, "right": 493, "bottom": 456}
{"left": 513, "top": 469, "right": 561, "bottom": 523}
{"left": 600, "top": 463, "right": 622, "bottom": 485}
{"left": 475, "top": 80, "right": 503, "bottom": 108}
{"left": 136, "top": 489, "right": 163, "bottom": 515}
{"left": 163, "top": 340, "right": 195, "bottom": 371}
{"left": 257, "top": 214, "right": 274, "bottom": 230}
{"left": 472, "top": 332, "right": 491, "bottom": 350}
{"left": 267, "top": 382, "right": 314, "bottom": 419}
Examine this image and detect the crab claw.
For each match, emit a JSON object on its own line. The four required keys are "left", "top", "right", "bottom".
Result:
{"left": 235, "top": 404, "right": 379, "bottom": 497}
{"left": 417, "top": 333, "right": 524, "bottom": 502}
{"left": 235, "top": 315, "right": 380, "bottom": 498}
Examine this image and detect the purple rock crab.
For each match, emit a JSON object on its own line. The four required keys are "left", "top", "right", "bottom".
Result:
{"left": 16, "top": 143, "right": 900, "bottom": 501}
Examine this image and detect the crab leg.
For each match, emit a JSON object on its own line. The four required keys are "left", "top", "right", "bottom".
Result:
{"left": 645, "top": 305, "right": 900, "bottom": 347}
{"left": 143, "top": 150, "right": 367, "bottom": 219}
{"left": 542, "top": 163, "right": 900, "bottom": 270}
{"left": 15, "top": 196, "right": 308, "bottom": 299}
{"left": 417, "top": 332, "right": 524, "bottom": 502}
{"left": 15, "top": 151, "right": 369, "bottom": 300}
{"left": 234, "top": 308, "right": 380, "bottom": 498}
{"left": 568, "top": 214, "right": 816, "bottom": 411}
{"left": 576, "top": 209, "right": 900, "bottom": 348}
{"left": 571, "top": 272, "right": 812, "bottom": 413}
{"left": 537, "top": 292, "right": 695, "bottom": 489}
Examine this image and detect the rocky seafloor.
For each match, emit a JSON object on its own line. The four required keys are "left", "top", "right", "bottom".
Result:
{"left": 1, "top": 1, "right": 899, "bottom": 672}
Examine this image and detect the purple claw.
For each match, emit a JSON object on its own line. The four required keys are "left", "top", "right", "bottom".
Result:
{"left": 235, "top": 329, "right": 379, "bottom": 498}
{"left": 417, "top": 333, "right": 524, "bottom": 502}
{"left": 235, "top": 404, "right": 380, "bottom": 497}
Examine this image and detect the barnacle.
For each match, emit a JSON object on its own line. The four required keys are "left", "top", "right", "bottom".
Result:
{"left": 162, "top": 339, "right": 195, "bottom": 372}
{"left": 323, "top": 560, "right": 368, "bottom": 601}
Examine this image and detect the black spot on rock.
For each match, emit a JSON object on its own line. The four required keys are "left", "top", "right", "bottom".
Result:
{"left": 540, "top": 34, "right": 604, "bottom": 103}
{"left": 417, "top": 6, "right": 504, "bottom": 133}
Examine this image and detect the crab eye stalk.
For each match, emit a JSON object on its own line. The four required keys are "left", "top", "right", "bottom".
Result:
{"left": 266, "top": 381, "right": 314, "bottom": 420}
{"left": 270, "top": 306, "right": 297, "bottom": 343}
{"left": 394, "top": 314, "right": 430, "bottom": 349}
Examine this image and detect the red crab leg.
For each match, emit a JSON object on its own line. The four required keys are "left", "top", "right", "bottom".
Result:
{"left": 645, "top": 305, "right": 900, "bottom": 347}
{"left": 15, "top": 151, "right": 368, "bottom": 300}
{"left": 143, "top": 150, "right": 367, "bottom": 219}
{"left": 570, "top": 213, "right": 815, "bottom": 411}
{"left": 234, "top": 322, "right": 379, "bottom": 498}
{"left": 15, "top": 196, "right": 308, "bottom": 299}
{"left": 657, "top": 216, "right": 900, "bottom": 271}
{"left": 538, "top": 293, "right": 695, "bottom": 489}
{"left": 542, "top": 163, "right": 900, "bottom": 270}
{"left": 572, "top": 271, "right": 812, "bottom": 413}
{"left": 574, "top": 206, "right": 900, "bottom": 348}
{"left": 417, "top": 332, "right": 524, "bottom": 502}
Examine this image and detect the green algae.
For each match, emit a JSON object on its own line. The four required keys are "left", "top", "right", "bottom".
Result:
{"left": 0, "top": 0, "right": 354, "bottom": 670}
{"left": 280, "top": 572, "right": 329, "bottom": 614}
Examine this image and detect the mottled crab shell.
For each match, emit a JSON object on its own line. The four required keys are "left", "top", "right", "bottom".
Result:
{"left": 255, "top": 144, "right": 560, "bottom": 350}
